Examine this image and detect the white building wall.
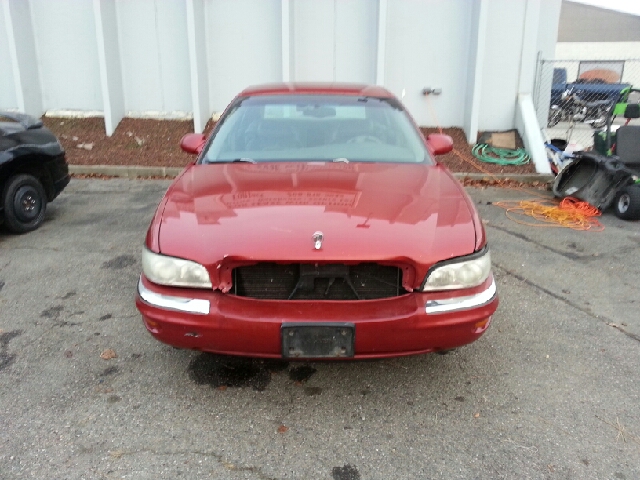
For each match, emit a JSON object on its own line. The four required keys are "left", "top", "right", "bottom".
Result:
{"left": 534, "top": 0, "right": 562, "bottom": 127}
{"left": 29, "top": 0, "right": 102, "bottom": 111}
{"left": 0, "top": 0, "right": 562, "bottom": 155}
{"left": 478, "top": 0, "right": 526, "bottom": 131}
{"left": 291, "top": 0, "right": 376, "bottom": 85}
{"left": 292, "top": 0, "right": 335, "bottom": 83}
{"left": 384, "top": 0, "right": 472, "bottom": 127}
{"left": 205, "top": 0, "right": 282, "bottom": 115}
{"left": 538, "top": 0, "right": 562, "bottom": 65}
{"left": 0, "top": 3, "right": 18, "bottom": 110}
{"left": 115, "top": 0, "right": 191, "bottom": 114}
{"left": 334, "top": 0, "right": 377, "bottom": 84}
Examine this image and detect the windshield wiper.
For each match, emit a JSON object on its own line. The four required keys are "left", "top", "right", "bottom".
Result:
{"left": 208, "top": 158, "right": 257, "bottom": 164}
{"left": 332, "top": 157, "right": 349, "bottom": 163}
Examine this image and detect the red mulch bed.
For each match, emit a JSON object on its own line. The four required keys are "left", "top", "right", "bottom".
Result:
{"left": 419, "top": 128, "right": 535, "bottom": 175}
{"left": 42, "top": 117, "right": 195, "bottom": 168}
{"left": 42, "top": 117, "right": 536, "bottom": 174}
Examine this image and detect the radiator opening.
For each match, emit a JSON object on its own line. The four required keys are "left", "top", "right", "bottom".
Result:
{"left": 231, "top": 263, "right": 407, "bottom": 300}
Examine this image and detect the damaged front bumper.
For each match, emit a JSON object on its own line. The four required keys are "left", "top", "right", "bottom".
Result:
{"left": 138, "top": 279, "right": 210, "bottom": 314}
{"left": 136, "top": 275, "right": 499, "bottom": 359}
{"left": 425, "top": 279, "right": 497, "bottom": 314}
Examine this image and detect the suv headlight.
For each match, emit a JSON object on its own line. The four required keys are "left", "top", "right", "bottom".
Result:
{"left": 142, "top": 247, "right": 212, "bottom": 288}
{"left": 422, "top": 248, "right": 491, "bottom": 291}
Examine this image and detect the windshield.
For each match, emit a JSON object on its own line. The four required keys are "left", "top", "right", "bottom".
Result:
{"left": 200, "top": 95, "right": 432, "bottom": 164}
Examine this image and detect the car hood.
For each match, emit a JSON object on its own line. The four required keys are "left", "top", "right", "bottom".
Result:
{"left": 154, "top": 162, "right": 478, "bottom": 290}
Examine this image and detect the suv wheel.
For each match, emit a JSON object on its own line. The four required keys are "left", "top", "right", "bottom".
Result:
{"left": 2, "top": 174, "right": 47, "bottom": 233}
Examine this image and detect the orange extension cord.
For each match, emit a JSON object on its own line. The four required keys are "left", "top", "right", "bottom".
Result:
{"left": 459, "top": 150, "right": 603, "bottom": 231}
{"left": 423, "top": 94, "right": 604, "bottom": 231}
{"left": 492, "top": 197, "right": 604, "bottom": 231}
{"left": 425, "top": 95, "right": 604, "bottom": 232}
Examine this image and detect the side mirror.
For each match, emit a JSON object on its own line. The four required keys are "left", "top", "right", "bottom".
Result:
{"left": 180, "top": 133, "right": 206, "bottom": 154}
{"left": 426, "top": 133, "right": 454, "bottom": 156}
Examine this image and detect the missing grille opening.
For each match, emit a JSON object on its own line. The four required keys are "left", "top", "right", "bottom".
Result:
{"left": 232, "top": 263, "right": 406, "bottom": 300}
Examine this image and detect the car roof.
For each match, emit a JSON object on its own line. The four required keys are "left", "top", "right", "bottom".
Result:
{"left": 239, "top": 83, "right": 395, "bottom": 98}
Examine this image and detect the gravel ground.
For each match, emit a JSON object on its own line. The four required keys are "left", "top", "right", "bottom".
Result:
{"left": 41, "top": 117, "right": 536, "bottom": 175}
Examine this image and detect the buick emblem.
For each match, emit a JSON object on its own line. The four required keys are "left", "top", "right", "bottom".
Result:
{"left": 313, "top": 231, "right": 324, "bottom": 250}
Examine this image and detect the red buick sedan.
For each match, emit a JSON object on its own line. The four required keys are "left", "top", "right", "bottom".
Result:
{"left": 136, "top": 83, "right": 498, "bottom": 359}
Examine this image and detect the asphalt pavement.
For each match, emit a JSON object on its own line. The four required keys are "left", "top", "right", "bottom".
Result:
{"left": 1, "top": 179, "right": 639, "bottom": 480}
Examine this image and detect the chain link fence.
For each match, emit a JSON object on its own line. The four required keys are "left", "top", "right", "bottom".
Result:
{"left": 534, "top": 58, "right": 640, "bottom": 152}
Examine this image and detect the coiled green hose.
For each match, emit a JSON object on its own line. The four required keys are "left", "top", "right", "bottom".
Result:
{"left": 472, "top": 144, "right": 531, "bottom": 165}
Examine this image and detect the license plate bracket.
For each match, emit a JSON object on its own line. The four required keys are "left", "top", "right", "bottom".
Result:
{"left": 281, "top": 323, "right": 355, "bottom": 358}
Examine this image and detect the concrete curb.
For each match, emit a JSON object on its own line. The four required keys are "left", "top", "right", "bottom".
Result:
{"left": 69, "top": 165, "right": 183, "bottom": 178}
{"left": 454, "top": 173, "right": 554, "bottom": 183}
{"left": 69, "top": 165, "right": 554, "bottom": 184}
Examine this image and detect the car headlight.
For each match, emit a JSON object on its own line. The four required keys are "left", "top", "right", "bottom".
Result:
{"left": 422, "top": 248, "right": 491, "bottom": 291}
{"left": 141, "top": 247, "right": 212, "bottom": 288}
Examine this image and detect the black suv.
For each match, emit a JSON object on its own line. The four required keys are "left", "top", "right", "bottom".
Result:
{"left": 1, "top": 112, "right": 70, "bottom": 233}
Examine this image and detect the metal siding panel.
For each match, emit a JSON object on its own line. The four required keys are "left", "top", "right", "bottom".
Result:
{"left": 154, "top": 0, "right": 191, "bottom": 112}
{"left": 29, "top": 0, "right": 103, "bottom": 111}
{"left": 334, "top": 0, "right": 377, "bottom": 84}
{"left": 292, "top": 0, "right": 335, "bottom": 82}
{"left": 116, "top": 0, "right": 191, "bottom": 113}
{"left": 0, "top": 4, "right": 19, "bottom": 110}
{"left": 116, "top": 0, "right": 162, "bottom": 112}
{"left": 205, "top": 0, "right": 282, "bottom": 114}
{"left": 384, "top": 0, "right": 472, "bottom": 127}
{"left": 533, "top": 0, "right": 562, "bottom": 129}
{"left": 0, "top": 0, "right": 563, "bottom": 135}
{"left": 478, "top": 0, "right": 526, "bottom": 131}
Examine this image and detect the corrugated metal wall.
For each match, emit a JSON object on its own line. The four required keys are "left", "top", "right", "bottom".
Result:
{"left": 116, "top": 0, "right": 191, "bottom": 113}
{"left": 0, "top": 0, "right": 561, "bottom": 141}
{"left": 205, "top": 0, "right": 282, "bottom": 114}
{"left": 0, "top": 4, "right": 17, "bottom": 110}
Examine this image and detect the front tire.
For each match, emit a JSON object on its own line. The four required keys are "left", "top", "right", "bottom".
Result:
{"left": 613, "top": 185, "right": 640, "bottom": 221}
{"left": 2, "top": 174, "right": 47, "bottom": 233}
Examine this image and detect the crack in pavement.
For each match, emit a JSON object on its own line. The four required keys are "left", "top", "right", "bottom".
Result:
{"left": 105, "top": 448, "right": 279, "bottom": 480}
{"left": 0, "top": 330, "right": 23, "bottom": 372}
{"left": 494, "top": 263, "right": 640, "bottom": 345}
{"left": 488, "top": 224, "right": 597, "bottom": 262}
{"left": 605, "top": 323, "right": 640, "bottom": 343}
